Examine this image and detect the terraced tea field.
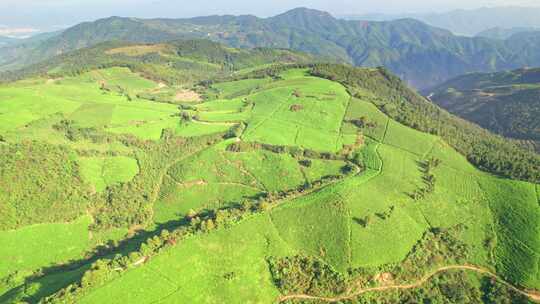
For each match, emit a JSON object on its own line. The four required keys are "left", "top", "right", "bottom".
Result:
{"left": 0, "top": 62, "right": 538, "bottom": 304}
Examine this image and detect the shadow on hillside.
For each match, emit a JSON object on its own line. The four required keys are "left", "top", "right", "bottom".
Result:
{"left": 0, "top": 215, "right": 195, "bottom": 303}
{"left": 1, "top": 171, "right": 340, "bottom": 302}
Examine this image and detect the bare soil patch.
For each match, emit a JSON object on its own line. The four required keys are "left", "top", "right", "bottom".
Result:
{"left": 175, "top": 89, "right": 202, "bottom": 102}
{"left": 106, "top": 44, "right": 167, "bottom": 56}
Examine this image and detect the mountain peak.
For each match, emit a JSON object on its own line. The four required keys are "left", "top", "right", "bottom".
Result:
{"left": 273, "top": 7, "right": 335, "bottom": 20}
{"left": 269, "top": 7, "right": 338, "bottom": 31}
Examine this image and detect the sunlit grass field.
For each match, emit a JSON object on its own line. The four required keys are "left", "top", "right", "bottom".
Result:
{"left": 1, "top": 65, "right": 539, "bottom": 303}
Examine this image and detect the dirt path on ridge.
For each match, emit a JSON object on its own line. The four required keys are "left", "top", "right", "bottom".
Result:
{"left": 278, "top": 265, "right": 540, "bottom": 303}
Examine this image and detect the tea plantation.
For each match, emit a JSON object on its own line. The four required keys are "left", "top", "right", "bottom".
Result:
{"left": 0, "top": 41, "right": 539, "bottom": 303}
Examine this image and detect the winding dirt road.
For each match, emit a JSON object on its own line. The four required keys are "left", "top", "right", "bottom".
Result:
{"left": 278, "top": 265, "right": 540, "bottom": 303}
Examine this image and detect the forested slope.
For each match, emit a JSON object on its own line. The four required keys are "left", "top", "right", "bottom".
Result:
{"left": 427, "top": 68, "right": 540, "bottom": 152}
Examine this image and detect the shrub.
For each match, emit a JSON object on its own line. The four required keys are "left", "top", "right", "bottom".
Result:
{"left": 299, "top": 159, "right": 312, "bottom": 167}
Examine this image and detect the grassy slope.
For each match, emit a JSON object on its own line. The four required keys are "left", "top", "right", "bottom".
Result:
{"left": 52, "top": 69, "right": 540, "bottom": 303}
{"left": 78, "top": 215, "right": 291, "bottom": 304}
{"left": 0, "top": 66, "right": 237, "bottom": 300}
{"left": 155, "top": 139, "right": 347, "bottom": 224}
{"left": 79, "top": 156, "right": 140, "bottom": 193}
{"left": 1, "top": 67, "right": 538, "bottom": 303}
{"left": 0, "top": 216, "right": 92, "bottom": 278}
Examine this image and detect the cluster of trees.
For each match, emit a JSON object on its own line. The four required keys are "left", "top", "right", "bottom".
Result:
{"left": 172, "top": 40, "right": 312, "bottom": 72}
{"left": 226, "top": 141, "right": 364, "bottom": 168}
{"left": 269, "top": 224, "right": 527, "bottom": 303}
{"left": 224, "top": 122, "right": 247, "bottom": 139}
{"left": 53, "top": 119, "right": 110, "bottom": 143}
{"left": 44, "top": 157, "right": 351, "bottom": 302}
{"left": 390, "top": 225, "right": 470, "bottom": 282}
{"left": 99, "top": 82, "right": 133, "bottom": 101}
{"left": 347, "top": 116, "right": 378, "bottom": 129}
{"left": 353, "top": 271, "right": 530, "bottom": 304}
{"left": 90, "top": 133, "right": 225, "bottom": 231}
{"left": 385, "top": 272, "right": 482, "bottom": 304}
{"left": 0, "top": 141, "right": 90, "bottom": 229}
{"left": 268, "top": 255, "right": 347, "bottom": 297}
{"left": 204, "top": 63, "right": 312, "bottom": 86}
{"left": 480, "top": 277, "right": 530, "bottom": 304}
{"left": 309, "top": 64, "right": 540, "bottom": 183}
{"left": 45, "top": 195, "right": 261, "bottom": 302}
{"left": 411, "top": 157, "right": 442, "bottom": 201}
{"left": 355, "top": 206, "right": 395, "bottom": 228}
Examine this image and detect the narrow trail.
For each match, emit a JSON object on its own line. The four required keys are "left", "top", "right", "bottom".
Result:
{"left": 277, "top": 265, "right": 540, "bottom": 303}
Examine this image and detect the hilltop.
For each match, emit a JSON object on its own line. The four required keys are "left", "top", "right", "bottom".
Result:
{"left": 5, "top": 8, "right": 540, "bottom": 88}
{"left": 427, "top": 68, "right": 540, "bottom": 152}
{"left": 0, "top": 40, "right": 538, "bottom": 303}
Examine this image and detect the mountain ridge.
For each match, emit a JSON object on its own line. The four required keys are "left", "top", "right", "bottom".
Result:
{"left": 3, "top": 8, "right": 540, "bottom": 88}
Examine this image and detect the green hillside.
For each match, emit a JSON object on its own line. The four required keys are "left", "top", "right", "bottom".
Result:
{"left": 6, "top": 8, "right": 540, "bottom": 89}
{"left": 0, "top": 39, "right": 538, "bottom": 303}
{"left": 427, "top": 68, "right": 540, "bottom": 152}
{"left": 0, "top": 39, "right": 313, "bottom": 86}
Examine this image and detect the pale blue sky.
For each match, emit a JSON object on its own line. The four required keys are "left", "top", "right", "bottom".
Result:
{"left": 2, "top": 0, "right": 539, "bottom": 30}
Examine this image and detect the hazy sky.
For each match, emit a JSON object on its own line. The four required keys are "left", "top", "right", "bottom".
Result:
{"left": 2, "top": 0, "right": 540, "bottom": 31}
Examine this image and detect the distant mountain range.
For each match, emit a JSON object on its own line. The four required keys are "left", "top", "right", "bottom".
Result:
{"left": 0, "top": 36, "right": 17, "bottom": 47}
{"left": 342, "top": 6, "right": 540, "bottom": 36}
{"left": 4, "top": 8, "right": 540, "bottom": 89}
{"left": 476, "top": 27, "right": 540, "bottom": 40}
{"left": 427, "top": 68, "right": 540, "bottom": 151}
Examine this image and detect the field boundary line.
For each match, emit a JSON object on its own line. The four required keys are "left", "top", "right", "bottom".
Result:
{"left": 147, "top": 287, "right": 182, "bottom": 304}
{"left": 221, "top": 152, "right": 268, "bottom": 191}
{"left": 145, "top": 264, "right": 178, "bottom": 287}
{"left": 150, "top": 142, "right": 220, "bottom": 205}
{"left": 476, "top": 180, "right": 540, "bottom": 256}
{"left": 241, "top": 88, "right": 293, "bottom": 139}
{"left": 336, "top": 96, "right": 354, "bottom": 151}
{"left": 267, "top": 212, "right": 298, "bottom": 254}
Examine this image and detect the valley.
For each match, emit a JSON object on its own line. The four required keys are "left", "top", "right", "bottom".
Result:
{"left": 427, "top": 68, "right": 540, "bottom": 152}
